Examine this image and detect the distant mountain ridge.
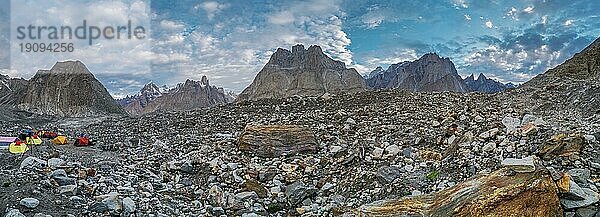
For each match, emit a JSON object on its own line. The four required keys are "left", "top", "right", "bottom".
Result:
{"left": 366, "top": 53, "right": 470, "bottom": 92}
{"left": 236, "top": 44, "right": 367, "bottom": 101}
{"left": 464, "top": 73, "right": 515, "bottom": 93}
{"left": 118, "top": 75, "right": 234, "bottom": 116}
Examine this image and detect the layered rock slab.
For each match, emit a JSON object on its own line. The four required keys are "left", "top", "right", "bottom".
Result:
{"left": 238, "top": 125, "right": 319, "bottom": 158}
{"left": 354, "top": 168, "right": 562, "bottom": 217}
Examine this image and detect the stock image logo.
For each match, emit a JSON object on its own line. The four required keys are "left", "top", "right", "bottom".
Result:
{"left": 15, "top": 20, "right": 147, "bottom": 53}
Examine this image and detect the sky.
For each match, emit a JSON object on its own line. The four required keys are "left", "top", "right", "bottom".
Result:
{"left": 1, "top": 0, "right": 599, "bottom": 98}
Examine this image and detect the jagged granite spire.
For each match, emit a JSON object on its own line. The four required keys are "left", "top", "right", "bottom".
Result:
{"left": 237, "top": 44, "right": 366, "bottom": 101}
{"left": 366, "top": 53, "right": 469, "bottom": 92}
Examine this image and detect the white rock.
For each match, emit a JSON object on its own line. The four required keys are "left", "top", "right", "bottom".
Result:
{"left": 482, "top": 142, "right": 496, "bottom": 152}
{"left": 20, "top": 157, "right": 47, "bottom": 171}
{"left": 502, "top": 117, "right": 521, "bottom": 133}
{"left": 372, "top": 147, "right": 384, "bottom": 159}
{"left": 4, "top": 209, "right": 25, "bottom": 217}
{"left": 330, "top": 145, "right": 343, "bottom": 154}
{"left": 47, "top": 158, "right": 65, "bottom": 168}
{"left": 501, "top": 156, "right": 536, "bottom": 173}
{"left": 385, "top": 145, "right": 401, "bottom": 156}
{"left": 122, "top": 197, "right": 136, "bottom": 213}
{"left": 20, "top": 198, "right": 39, "bottom": 208}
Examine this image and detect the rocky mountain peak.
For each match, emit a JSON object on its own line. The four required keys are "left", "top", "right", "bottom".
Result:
{"left": 477, "top": 73, "right": 487, "bottom": 81}
{"left": 464, "top": 73, "right": 513, "bottom": 93}
{"left": 45, "top": 60, "right": 91, "bottom": 75}
{"left": 201, "top": 75, "right": 209, "bottom": 86}
{"left": 17, "top": 60, "right": 125, "bottom": 117}
{"left": 366, "top": 53, "right": 468, "bottom": 92}
{"left": 119, "top": 77, "right": 234, "bottom": 116}
{"left": 237, "top": 44, "right": 366, "bottom": 101}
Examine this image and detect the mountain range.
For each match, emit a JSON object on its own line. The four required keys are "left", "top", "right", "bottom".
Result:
{"left": 1, "top": 37, "right": 598, "bottom": 117}
{"left": 118, "top": 76, "right": 235, "bottom": 116}
{"left": 464, "top": 73, "right": 516, "bottom": 93}
{"left": 366, "top": 53, "right": 470, "bottom": 92}
{"left": 365, "top": 53, "right": 514, "bottom": 93}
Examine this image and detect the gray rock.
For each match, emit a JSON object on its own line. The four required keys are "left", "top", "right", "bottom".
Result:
{"left": 122, "top": 197, "right": 136, "bottom": 213}
{"left": 482, "top": 142, "right": 496, "bottom": 152}
{"left": 181, "top": 161, "right": 194, "bottom": 174}
{"left": 285, "top": 181, "right": 317, "bottom": 205}
{"left": 69, "top": 196, "right": 85, "bottom": 204}
{"left": 19, "top": 198, "right": 39, "bottom": 208}
{"left": 20, "top": 157, "right": 47, "bottom": 171}
{"left": 235, "top": 191, "right": 259, "bottom": 201}
{"left": 501, "top": 156, "right": 535, "bottom": 173}
{"left": 49, "top": 169, "right": 76, "bottom": 186}
{"left": 562, "top": 179, "right": 588, "bottom": 201}
{"left": 100, "top": 192, "right": 121, "bottom": 211}
{"left": 58, "top": 185, "right": 77, "bottom": 195}
{"left": 88, "top": 202, "right": 109, "bottom": 213}
{"left": 576, "top": 207, "right": 598, "bottom": 217}
{"left": 376, "top": 166, "right": 401, "bottom": 183}
{"left": 4, "top": 209, "right": 25, "bottom": 217}
{"left": 560, "top": 187, "right": 600, "bottom": 209}
{"left": 569, "top": 169, "right": 591, "bottom": 185}
{"left": 402, "top": 147, "right": 413, "bottom": 158}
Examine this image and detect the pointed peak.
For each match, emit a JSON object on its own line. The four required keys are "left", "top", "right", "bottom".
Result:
{"left": 292, "top": 44, "right": 306, "bottom": 53}
{"left": 307, "top": 45, "right": 323, "bottom": 53}
{"left": 477, "top": 73, "right": 487, "bottom": 80}
{"left": 201, "top": 75, "right": 209, "bottom": 86}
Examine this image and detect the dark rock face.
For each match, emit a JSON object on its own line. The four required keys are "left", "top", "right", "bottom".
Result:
{"left": 118, "top": 76, "right": 234, "bottom": 116}
{"left": 0, "top": 74, "right": 28, "bottom": 106}
{"left": 366, "top": 53, "right": 470, "bottom": 92}
{"left": 17, "top": 61, "right": 125, "bottom": 117}
{"left": 236, "top": 44, "right": 366, "bottom": 101}
{"left": 464, "top": 73, "right": 513, "bottom": 93}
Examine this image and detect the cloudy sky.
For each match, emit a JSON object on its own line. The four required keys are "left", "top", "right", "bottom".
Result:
{"left": 1, "top": 0, "right": 599, "bottom": 98}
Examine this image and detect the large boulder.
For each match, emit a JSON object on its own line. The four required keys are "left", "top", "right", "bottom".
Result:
{"left": 354, "top": 168, "right": 562, "bottom": 216}
{"left": 238, "top": 125, "right": 319, "bottom": 158}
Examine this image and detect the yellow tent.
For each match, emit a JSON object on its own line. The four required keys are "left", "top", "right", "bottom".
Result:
{"left": 52, "top": 136, "right": 68, "bottom": 145}
{"left": 9, "top": 142, "right": 28, "bottom": 154}
{"left": 26, "top": 136, "right": 43, "bottom": 145}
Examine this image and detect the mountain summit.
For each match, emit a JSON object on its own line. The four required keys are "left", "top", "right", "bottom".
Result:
{"left": 17, "top": 61, "right": 125, "bottom": 117}
{"left": 119, "top": 75, "right": 234, "bottom": 116}
{"left": 464, "top": 73, "right": 514, "bottom": 93}
{"left": 366, "top": 53, "right": 469, "bottom": 92}
{"left": 236, "top": 44, "right": 367, "bottom": 101}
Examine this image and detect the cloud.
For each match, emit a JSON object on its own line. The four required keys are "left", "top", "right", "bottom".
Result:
{"left": 464, "top": 14, "right": 471, "bottom": 21}
{"left": 523, "top": 6, "right": 534, "bottom": 13}
{"left": 452, "top": 0, "right": 468, "bottom": 8}
{"left": 9, "top": 0, "right": 152, "bottom": 89}
{"left": 485, "top": 20, "right": 493, "bottom": 28}
{"left": 268, "top": 11, "right": 295, "bottom": 25}
{"left": 197, "top": 1, "right": 228, "bottom": 20}
{"left": 564, "top": 19, "right": 574, "bottom": 26}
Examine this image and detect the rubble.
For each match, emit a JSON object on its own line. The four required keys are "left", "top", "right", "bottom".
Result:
{"left": 0, "top": 89, "right": 598, "bottom": 216}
